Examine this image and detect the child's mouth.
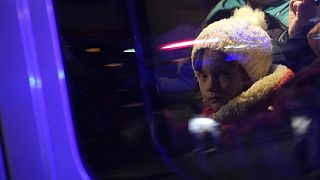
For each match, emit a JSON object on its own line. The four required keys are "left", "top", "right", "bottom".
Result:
{"left": 208, "top": 96, "right": 223, "bottom": 104}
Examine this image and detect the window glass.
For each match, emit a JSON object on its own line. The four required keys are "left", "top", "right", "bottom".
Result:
{"left": 54, "top": 0, "right": 320, "bottom": 179}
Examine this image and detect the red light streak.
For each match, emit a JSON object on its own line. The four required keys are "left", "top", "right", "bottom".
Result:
{"left": 160, "top": 38, "right": 220, "bottom": 51}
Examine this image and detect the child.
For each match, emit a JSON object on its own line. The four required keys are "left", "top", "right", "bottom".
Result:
{"left": 191, "top": 6, "right": 294, "bottom": 145}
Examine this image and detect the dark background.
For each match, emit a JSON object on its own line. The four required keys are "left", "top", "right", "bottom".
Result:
{"left": 53, "top": 0, "right": 219, "bottom": 179}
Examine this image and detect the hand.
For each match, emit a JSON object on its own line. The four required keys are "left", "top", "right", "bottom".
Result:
{"left": 288, "top": 0, "right": 317, "bottom": 38}
{"left": 307, "top": 22, "right": 320, "bottom": 56}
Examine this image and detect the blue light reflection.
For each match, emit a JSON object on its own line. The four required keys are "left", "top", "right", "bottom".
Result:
{"left": 28, "top": 76, "right": 42, "bottom": 89}
{"left": 58, "top": 70, "right": 65, "bottom": 80}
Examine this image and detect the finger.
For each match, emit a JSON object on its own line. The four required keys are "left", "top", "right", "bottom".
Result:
{"left": 290, "top": 0, "right": 298, "bottom": 11}
{"left": 293, "top": 1, "right": 304, "bottom": 17}
{"left": 293, "top": 1, "right": 304, "bottom": 10}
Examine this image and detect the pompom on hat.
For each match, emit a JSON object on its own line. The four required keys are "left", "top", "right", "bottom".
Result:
{"left": 191, "top": 6, "right": 272, "bottom": 82}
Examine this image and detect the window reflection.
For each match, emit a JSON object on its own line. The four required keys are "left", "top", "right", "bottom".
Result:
{"left": 54, "top": 0, "right": 320, "bottom": 179}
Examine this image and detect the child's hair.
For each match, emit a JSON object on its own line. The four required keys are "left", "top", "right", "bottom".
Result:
{"left": 191, "top": 6, "right": 272, "bottom": 83}
{"left": 193, "top": 48, "right": 252, "bottom": 87}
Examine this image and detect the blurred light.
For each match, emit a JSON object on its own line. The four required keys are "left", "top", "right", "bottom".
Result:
{"left": 291, "top": 116, "right": 312, "bottom": 135}
{"left": 29, "top": 77, "right": 36, "bottom": 87}
{"left": 248, "top": 44, "right": 259, "bottom": 48}
{"left": 85, "top": 48, "right": 102, "bottom": 53}
{"left": 267, "top": 106, "right": 274, "bottom": 111}
{"left": 225, "top": 53, "right": 247, "bottom": 62}
{"left": 160, "top": 39, "right": 199, "bottom": 50}
{"left": 160, "top": 38, "right": 220, "bottom": 50}
{"left": 28, "top": 76, "right": 42, "bottom": 89}
{"left": 224, "top": 45, "right": 234, "bottom": 49}
{"left": 224, "top": 44, "right": 248, "bottom": 51}
{"left": 312, "top": 33, "right": 320, "bottom": 40}
{"left": 122, "top": 102, "right": 144, "bottom": 108}
{"left": 309, "top": 17, "right": 320, "bottom": 23}
{"left": 123, "top": 48, "right": 135, "bottom": 53}
{"left": 233, "top": 44, "right": 248, "bottom": 49}
{"left": 170, "top": 57, "right": 190, "bottom": 63}
{"left": 188, "top": 117, "right": 219, "bottom": 134}
{"left": 105, "top": 63, "right": 123, "bottom": 68}
{"left": 58, "top": 70, "right": 65, "bottom": 80}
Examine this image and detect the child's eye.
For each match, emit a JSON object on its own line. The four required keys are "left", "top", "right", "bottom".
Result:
{"left": 196, "top": 73, "right": 207, "bottom": 80}
{"left": 220, "top": 70, "right": 231, "bottom": 78}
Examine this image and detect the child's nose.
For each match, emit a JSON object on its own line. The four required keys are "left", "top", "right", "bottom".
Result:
{"left": 206, "top": 77, "right": 219, "bottom": 92}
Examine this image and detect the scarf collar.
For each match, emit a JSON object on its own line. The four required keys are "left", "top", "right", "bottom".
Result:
{"left": 213, "top": 64, "right": 293, "bottom": 123}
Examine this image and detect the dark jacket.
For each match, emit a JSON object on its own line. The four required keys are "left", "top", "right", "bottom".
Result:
{"left": 271, "top": 59, "right": 320, "bottom": 175}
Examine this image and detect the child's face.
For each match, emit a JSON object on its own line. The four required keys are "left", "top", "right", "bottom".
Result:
{"left": 194, "top": 50, "right": 250, "bottom": 112}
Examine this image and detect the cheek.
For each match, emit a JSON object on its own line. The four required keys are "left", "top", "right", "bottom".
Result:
{"left": 222, "top": 77, "right": 245, "bottom": 98}
{"left": 230, "top": 78, "right": 246, "bottom": 96}
{"left": 198, "top": 82, "right": 207, "bottom": 96}
{"left": 219, "top": 80, "right": 228, "bottom": 89}
{"left": 219, "top": 78, "right": 232, "bottom": 90}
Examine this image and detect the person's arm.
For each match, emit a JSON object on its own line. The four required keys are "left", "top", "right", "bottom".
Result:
{"left": 278, "top": 25, "right": 317, "bottom": 72}
{"left": 288, "top": 0, "right": 317, "bottom": 38}
{"left": 277, "top": 0, "right": 318, "bottom": 72}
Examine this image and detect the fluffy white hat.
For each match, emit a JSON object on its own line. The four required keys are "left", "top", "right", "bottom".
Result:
{"left": 191, "top": 6, "right": 272, "bottom": 82}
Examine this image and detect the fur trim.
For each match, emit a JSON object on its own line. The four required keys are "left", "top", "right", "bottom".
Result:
{"left": 214, "top": 65, "right": 292, "bottom": 123}
{"left": 232, "top": 6, "right": 267, "bottom": 30}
